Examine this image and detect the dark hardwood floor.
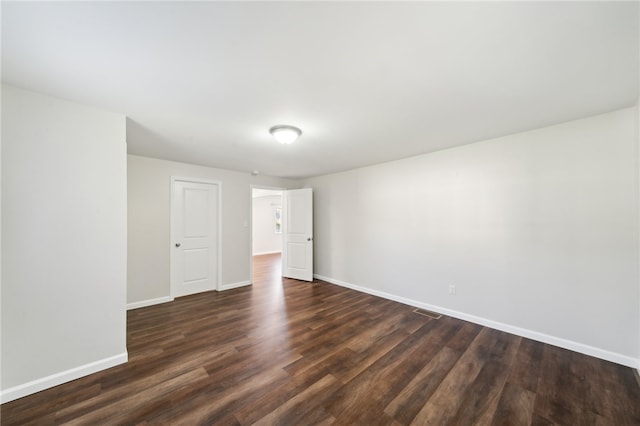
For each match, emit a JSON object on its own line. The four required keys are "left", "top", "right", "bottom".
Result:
{"left": 3, "top": 253, "right": 639, "bottom": 425}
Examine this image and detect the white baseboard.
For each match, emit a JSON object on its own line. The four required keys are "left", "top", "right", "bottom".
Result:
{"left": 127, "top": 296, "right": 174, "bottom": 310}
{"left": 0, "top": 352, "right": 128, "bottom": 404}
{"left": 219, "top": 280, "right": 252, "bottom": 291}
{"left": 314, "top": 274, "right": 640, "bottom": 369}
{"left": 253, "top": 251, "right": 282, "bottom": 256}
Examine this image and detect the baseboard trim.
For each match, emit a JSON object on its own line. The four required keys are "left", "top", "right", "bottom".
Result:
{"left": 219, "top": 280, "right": 252, "bottom": 291}
{"left": 127, "top": 296, "right": 174, "bottom": 310}
{"left": 253, "top": 251, "right": 282, "bottom": 256}
{"left": 314, "top": 274, "right": 640, "bottom": 369}
{"left": 0, "top": 352, "right": 128, "bottom": 404}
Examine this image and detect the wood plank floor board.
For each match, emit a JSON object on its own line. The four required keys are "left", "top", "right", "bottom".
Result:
{"left": 491, "top": 383, "right": 536, "bottom": 426}
{"left": 444, "top": 320, "right": 483, "bottom": 352}
{"left": 448, "top": 360, "right": 512, "bottom": 425}
{"left": 233, "top": 361, "right": 335, "bottom": 425}
{"left": 156, "top": 365, "right": 291, "bottom": 425}
{"left": 325, "top": 318, "right": 463, "bottom": 423}
{"left": 409, "top": 327, "right": 500, "bottom": 425}
{"left": 486, "top": 330, "right": 521, "bottom": 366}
{"left": 533, "top": 344, "right": 601, "bottom": 425}
{"left": 383, "top": 346, "right": 463, "bottom": 424}
{"left": 57, "top": 368, "right": 210, "bottom": 425}
{"left": 507, "top": 337, "right": 543, "bottom": 393}
{"left": 251, "top": 374, "right": 341, "bottom": 426}
{"left": 344, "top": 311, "right": 413, "bottom": 353}
{"left": 2, "top": 253, "right": 638, "bottom": 425}
{"left": 282, "top": 317, "right": 377, "bottom": 377}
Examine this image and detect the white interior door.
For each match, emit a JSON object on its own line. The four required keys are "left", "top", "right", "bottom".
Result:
{"left": 171, "top": 178, "right": 220, "bottom": 297}
{"left": 282, "top": 188, "right": 313, "bottom": 281}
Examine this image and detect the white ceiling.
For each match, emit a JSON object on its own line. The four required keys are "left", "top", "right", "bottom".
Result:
{"left": 2, "top": 2, "right": 638, "bottom": 179}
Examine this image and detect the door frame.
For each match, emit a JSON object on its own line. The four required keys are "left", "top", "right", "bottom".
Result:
{"left": 249, "top": 185, "right": 285, "bottom": 284}
{"left": 170, "top": 176, "right": 222, "bottom": 295}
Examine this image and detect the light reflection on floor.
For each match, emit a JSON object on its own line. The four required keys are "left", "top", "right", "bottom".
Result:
{"left": 250, "top": 253, "right": 292, "bottom": 355}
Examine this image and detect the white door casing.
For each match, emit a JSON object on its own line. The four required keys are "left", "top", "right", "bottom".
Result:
{"left": 171, "top": 177, "right": 221, "bottom": 297}
{"left": 282, "top": 188, "right": 313, "bottom": 281}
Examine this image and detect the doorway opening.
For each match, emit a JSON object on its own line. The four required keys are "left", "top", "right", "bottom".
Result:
{"left": 251, "top": 187, "right": 284, "bottom": 282}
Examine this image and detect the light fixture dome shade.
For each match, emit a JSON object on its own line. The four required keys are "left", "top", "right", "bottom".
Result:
{"left": 270, "top": 125, "right": 302, "bottom": 144}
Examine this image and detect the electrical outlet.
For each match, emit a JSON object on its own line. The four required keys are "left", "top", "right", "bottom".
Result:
{"left": 448, "top": 285, "right": 456, "bottom": 295}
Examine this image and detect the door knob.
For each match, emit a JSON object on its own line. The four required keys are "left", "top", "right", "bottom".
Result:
{"left": 307, "top": 237, "right": 313, "bottom": 241}
{"left": 175, "top": 243, "right": 181, "bottom": 247}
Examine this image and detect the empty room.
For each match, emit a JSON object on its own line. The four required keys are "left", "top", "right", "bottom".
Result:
{"left": 1, "top": 1, "right": 639, "bottom": 425}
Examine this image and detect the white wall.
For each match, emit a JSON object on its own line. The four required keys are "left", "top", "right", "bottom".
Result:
{"left": 304, "top": 107, "right": 639, "bottom": 366}
{"left": 1, "top": 85, "right": 128, "bottom": 401}
{"left": 128, "top": 155, "right": 297, "bottom": 305}
{"left": 637, "top": 101, "right": 640, "bottom": 371}
{"left": 252, "top": 194, "right": 282, "bottom": 255}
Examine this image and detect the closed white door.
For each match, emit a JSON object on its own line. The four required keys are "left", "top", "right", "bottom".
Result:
{"left": 282, "top": 188, "right": 313, "bottom": 281}
{"left": 171, "top": 178, "right": 220, "bottom": 297}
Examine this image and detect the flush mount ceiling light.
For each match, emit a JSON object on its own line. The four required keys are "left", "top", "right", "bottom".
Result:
{"left": 270, "top": 125, "right": 302, "bottom": 145}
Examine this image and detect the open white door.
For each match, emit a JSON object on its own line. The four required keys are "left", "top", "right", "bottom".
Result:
{"left": 282, "top": 188, "right": 313, "bottom": 281}
{"left": 171, "top": 177, "right": 221, "bottom": 297}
